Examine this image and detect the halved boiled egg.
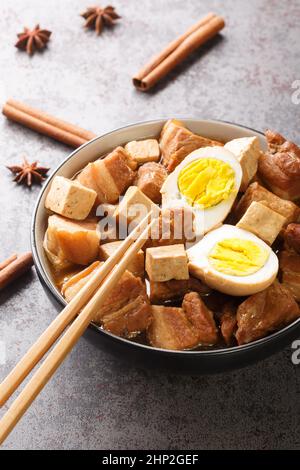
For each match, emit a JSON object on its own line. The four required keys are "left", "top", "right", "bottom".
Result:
{"left": 187, "top": 224, "right": 278, "bottom": 296}
{"left": 161, "top": 147, "right": 242, "bottom": 236}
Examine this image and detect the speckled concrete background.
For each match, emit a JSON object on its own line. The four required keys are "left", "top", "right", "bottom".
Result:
{"left": 0, "top": 0, "right": 299, "bottom": 450}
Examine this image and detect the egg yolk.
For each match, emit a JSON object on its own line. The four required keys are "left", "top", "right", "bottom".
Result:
{"left": 208, "top": 238, "right": 269, "bottom": 276}
{"left": 177, "top": 158, "right": 236, "bottom": 209}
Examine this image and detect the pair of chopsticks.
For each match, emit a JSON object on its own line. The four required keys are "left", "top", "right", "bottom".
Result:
{"left": 0, "top": 213, "right": 156, "bottom": 444}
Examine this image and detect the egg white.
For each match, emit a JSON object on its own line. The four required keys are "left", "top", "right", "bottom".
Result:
{"left": 187, "top": 224, "right": 279, "bottom": 296}
{"left": 161, "top": 147, "right": 242, "bottom": 236}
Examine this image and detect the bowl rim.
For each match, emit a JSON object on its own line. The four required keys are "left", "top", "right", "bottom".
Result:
{"left": 31, "top": 117, "right": 300, "bottom": 357}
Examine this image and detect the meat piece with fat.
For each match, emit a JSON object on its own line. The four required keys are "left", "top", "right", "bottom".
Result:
{"left": 148, "top": 292, "right": 218, "bottom": 350}
{"left": 236, "top": 280, "right": 300, "bottom": 345}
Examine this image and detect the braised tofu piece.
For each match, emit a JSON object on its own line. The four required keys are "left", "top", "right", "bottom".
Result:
{"left": 146, "top": 244, "right": 189, "bottom": 282}
{"left": 234, "top": 182, "right": 300, "bottom": 224}
{"left": 279, "top": 250, "right": 300, "bottom": 301}
{"left": 46, "top": 214, "right": 100, "bottom": 265}
{"left": 160, "top": 119, "right": 223, "bottom": 172}
{"left": 96, "top": 203, "right": 119, "bottom": 243}
{"left": 283, "top": 223, "right": 300, "bottom": 253}
{"left": 62, "top": 261, "right": 101, "bottom": 301}
{"left": 258, "top": 130, "right": 300, "bottom": 200}
{"left": 114, "top": 186, "right": 160, "bottom": 229}
{"left": 45, "top": 176, "right": 97, "bottom": 220}
{"left": 148, "top": 292, "right": 218, "bottom": 350}
{"left": 149, "top": 277, "right": 211, "bottom": 303}
{"left": 236, "top": 281, "right": 300, "bottom": 345}
{"left": 144, "top": 207, "right": 196, "bottom": 250}
{"left": 134, "top": 162, "right": 168, "bottom": 204}
{"left": 225, "top": 137, "right": 261, "bottom": 192}
{"left": 147, "top": 306, "right": 200, "bottom": 350}
{"left": 99, "top": 240, "right": 145, "bottom": 278}
{"left": 77, "top": 147, "right": 136, "bottom": 204}
{"left": 125, "top": 139, "right": 160, "bottom": 164}
{"left": 182, "top": 292, "right": 218, "bottom": 345}
{"left": 62, "top": 265, "right": 151, "bottom": 338}
{"left": 237, "top": 201, "right": 286, "bottom": 245}
{"left": 220, "top": 302, "right": 237, "bottom": 346}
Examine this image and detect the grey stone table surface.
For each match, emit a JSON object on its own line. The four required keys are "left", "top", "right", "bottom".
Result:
{"left": 0, "top": 0, "right": 299, "bottom": 450}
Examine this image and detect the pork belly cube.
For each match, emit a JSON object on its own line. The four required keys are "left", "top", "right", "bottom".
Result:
{"left": 283, "top": 223, "right": 300, "bottom": 253}
{"left": 149, "top": 277, "right": 211, "bottom": 303}
{"left": 45, "top": 176, "right": 97, "bottom": 220}
{"left": 94, "top": 271, "right": 151, "bottom": 338}
{"left": 43, "top": 232, "right": 73, "bottom": 273}
{"left": 234, "top": 182, "right": 300, "bottom": 224}
{"left": 225, "top": 137, "right": 261, "bottom": 192}
{"left": 148, "top": 292, "right": 218, "bottom": 350}
{"left": 237, "top": 201, "right": 286, "bottom": 245}
{"left": 144, "top": 207, "right": 196, "bottom": 250}
{"left": 62, "top": 265, "right": 151, "bottom": 338}
{"left": 99, "top": 240, "right": 145, "bottom": 278}
{"left": 279, "top": 250, "right": 300, "bottom": 301}
{"left": 134, "top": 162, "right": 168, "bottom": 204}
{"left": 114, "top": 186, "right": 160, "bottom": 230}
{"left": 147, "top": 306, "right": 200, "bottom": 350}
{"left": 160, "top": 119, "right": 223, "bottom": 172}
{"left": 46, "top": 214, "right": 100, "bottom": 265}
{"left": 236, "top": 280, "right": 300, "bottom": 345}
{"left": 258, "top": 130, "right": 300, "bottom": 201}
{"left": 182, "top": 292, "right": 218, "bottom": 345}
{"left": 146, "top": 244, "right": 189, "bottom": 282}
{"left": 77, "top": 147, "right": 136, "bottom": 204}
{"left": 220, "top": 302, "right": 237, "bottom": 346}
{"left": 125, "top": 139, "right": 160, "bottom": 164}
{"left": 62, "top": 261, "right": 102, "bottom": 301}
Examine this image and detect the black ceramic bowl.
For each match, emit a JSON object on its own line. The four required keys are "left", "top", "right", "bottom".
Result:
{"left": 31, "top": 118, "right": 300, "bottom": 373}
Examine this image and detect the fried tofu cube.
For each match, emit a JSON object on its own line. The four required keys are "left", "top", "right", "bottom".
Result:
{"left": 45, "top": 176, "right": 97, "bottom": 220}
{"left": 125, "top": 139, "right": 160, "bottom": 164}
{"left": 134, "top": 162, "right": 168, "bottom": 204}
{"left": 149, "top": 277, "right": 211, "bottom": 303}
{"left": 62, "top": 265, "right": 151, "bottom": 338}
{"left": 237, "top": 201, "right": 286, "bottom": 244}
{"left": 234, "top": 182, "right": 300, "bottom": 224}
{"left": 236, "top": 280, "right": 300, "bottom": 345}
{"left": 99, "top": 240, "right": 145, "bottom": 278}
{"left": 46, "top": 214, "right": 100, "bottom": 265}
{"left": 114, "top": 186, "right": 160, "bottom": 229}
{"left": 146, "top": 244, "right": 189, "bottom": 281}
{"left": 279, "top": 250, "right": 300, "bottom": 301}
{"left": 225, "top": 137, "right": 261, "bottom": 192}
{"left": 160, "top": 119, "right": 223, "bottom": 172}
{"left": 147, "top": 292, "right": 218, "bottom": 350}
{"left": 77, "top": 147, "right": 136, "bottom": 204}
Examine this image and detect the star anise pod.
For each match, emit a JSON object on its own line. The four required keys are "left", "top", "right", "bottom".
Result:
{"left": 7, "top": 157, "right": 50, "bottom": 187}
{"left": 81, "top": 5, "right": 121, "bottom": 35}
{"left": 15, "top": 25, "right": 52, "bottom": 56}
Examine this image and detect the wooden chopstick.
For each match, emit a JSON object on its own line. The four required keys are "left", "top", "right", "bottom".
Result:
{"left": 0, "top": 213, "right": 152, "bottom": 408}
{"left": 0, "top": 216, "right": 155, "bottom": 445}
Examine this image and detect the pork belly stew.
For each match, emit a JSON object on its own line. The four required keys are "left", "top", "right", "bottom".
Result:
{"left": 43, "top": 119, "right": 300, "bottom": 351}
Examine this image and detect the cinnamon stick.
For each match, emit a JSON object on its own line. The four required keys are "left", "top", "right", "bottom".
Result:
{"left": 2, "top": 100, "right": 97, "bottom": 148}
{"left": 0, "top": 254, "right": 17, "bottom": 271}
{"left": 0, "top": 252, "right": 34, "bottom": 291}
{"left": 133, "top": 13, "right": 225, "bottom": 91}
